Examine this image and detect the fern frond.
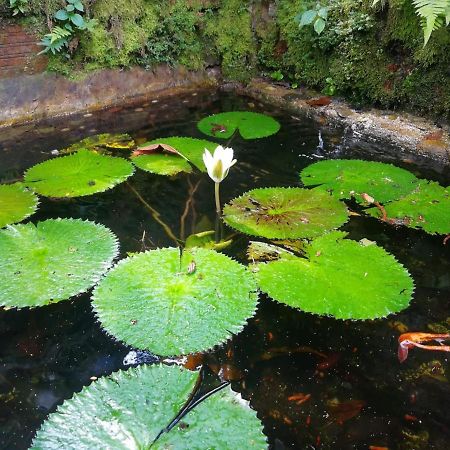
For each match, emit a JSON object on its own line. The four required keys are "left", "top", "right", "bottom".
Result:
{"left": 412, "top": 0, "right": 449, "bottom": 44}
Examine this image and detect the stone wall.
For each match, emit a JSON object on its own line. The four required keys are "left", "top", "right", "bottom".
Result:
{"left": 0, "top": 23, "right": 47, "bottom": 79}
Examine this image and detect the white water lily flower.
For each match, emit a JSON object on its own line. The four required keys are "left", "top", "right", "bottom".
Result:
{"left": 203, "top": 145, "right": 237, "bottom": 183}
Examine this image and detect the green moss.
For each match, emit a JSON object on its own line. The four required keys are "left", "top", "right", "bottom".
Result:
{"left": 205, "top": 0, "right": 256, "bottom": 81}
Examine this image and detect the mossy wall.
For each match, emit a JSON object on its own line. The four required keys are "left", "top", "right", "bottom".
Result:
{"left": 1, "top": 0, "right": 450, "bottom": 117}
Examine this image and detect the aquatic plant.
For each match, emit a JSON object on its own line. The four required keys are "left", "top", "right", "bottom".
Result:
{"left": 300, "top": 159, "right": 420, "bottom": 203}
{"left": 24, "top": 149, "right": 135, "bottom": 197}
{"left": 6, "top": 110, "right": 448, "bottom": 447}
{"left": 203, "top": 145, "right": 237, "bottom": 214}
{"left": 92, "top": 247, "right": 258, "bottom": 356}
{"left": 131, "top": 137, "right": 218, "bottom": 175}
{"left": 223, "top": 187, "right": 349, "bottom": 239}
{"left": 255, "top": 231, "right": 414, "bottom": 320}
{"left": 0, "top": 219, "right": 119, "bottom": 308}
{"left": 31, "top": 365, "right": 266, "bottom": 449}
{"left": 198, "top": 112, "right": 281, "bottom": 140}
{"left": 0, "top": 183, "right": 38, "bottom": 228}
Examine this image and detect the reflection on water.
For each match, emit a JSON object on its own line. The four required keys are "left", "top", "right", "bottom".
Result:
{"left": 0, "top": 92, "right": 449, "bottom": 449}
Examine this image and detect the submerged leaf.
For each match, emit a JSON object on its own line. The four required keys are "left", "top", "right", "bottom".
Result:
{"left": 0, "top": 184, "right": 39, "bottom": 228}
{"left": 133, "top": 153, "right": 193, "bottom": 176}
{"left": 256, "top": 232, "right": 414, "bottom": 319}
{"left": 61, "top": 133, "right": 135, "bottom": 154}
{"left": 92, "top": 247, "right": 258, "bottom": 356}
{"left": 0, "top": 219, "right": 119, "bottom": 308}
{"left": 367, "top": 181, "right": 450, "bottom": 235}
{"left": 32, "top": 365, "right": 266, "bottom": 449}
{"left": 24, "top": 150, "right": 134, "bottom": 197}
{"left": 135, "top": 137, "right": 218, "bottom": 172}
{"left": 223, "top": 187, "right": 349, "bottom": 239}
{"left": 198, "top": 112, "right": 281, "bottom": 139}
{"left": 300, "top": 159, "right": 419, "bottom": 203}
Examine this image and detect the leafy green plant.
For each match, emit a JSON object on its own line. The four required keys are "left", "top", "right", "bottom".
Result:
{"left": 295, "top": 3, "right": 329, "bottom": 35}
{"left": 39, "top": 26, "right": 73, "bottom": 55}
{"left": 54, "top": 0, "right": 85, "bottom": 27}
{"left": 39, "top": 0, "right": 97, "bottom": 55}
{"left": 322, "top": 77, "right": 337, "bottom": 95}
{"left": 270, "top": 69, "right": 285, "bottom": 81}
{"left": 373, "top": 0, "right": 450, "bottom": 45}
{"left": 9, "top": 0, "right": 28, "bottom": 16}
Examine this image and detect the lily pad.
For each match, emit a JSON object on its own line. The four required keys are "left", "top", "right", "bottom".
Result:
{"left": 132, "top": 152, "right": 193, "bottom": 176}
{"left": 300, "top": 159, "right": 419, "bottom": 203}
{"left": 92, "top": 247, "right": 258, "bottom": 355}
{"left": 223, "top": 187, "right": 349, "bottom": 239}
{"left": 0, "top": 219, "right": 119, "bottom": 308}
{"left": 24, "top": 150, "right": 135, "bottom": 197}
{"left": 32, "top": 365, "right": 266, "bottom": 450}
{"left": 256, "top": 232, "right": 414, "bottom": 320}
{"left": 61, "top": 133, "right": 135, "bottom": 154}
{"left": 367, "top": 181, "right": 450, "bottom": 235}
{"left": 198, "top": 111, "right": 281, "bottom": 139}
{"left": 0, "top": 183, "right": 39, "bottom": 228}
{"left": 135, "top": 137, "right": 218, "bottom": 172}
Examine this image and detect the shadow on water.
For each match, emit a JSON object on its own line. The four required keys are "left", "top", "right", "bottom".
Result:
{"left": 0, "top": 91, "right": 449, "bottom": 449}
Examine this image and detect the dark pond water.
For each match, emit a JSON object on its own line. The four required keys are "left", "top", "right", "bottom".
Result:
{"left": 0, "top": 91, "right": 449, "bottom": 450}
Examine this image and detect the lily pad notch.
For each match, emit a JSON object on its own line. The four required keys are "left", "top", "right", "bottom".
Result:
{"left": 198, "top": 111, "right": 281, "bottom": 139}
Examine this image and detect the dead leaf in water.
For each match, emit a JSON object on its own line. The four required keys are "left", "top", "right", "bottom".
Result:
{"left": 326, "top": 398, "right": 365, "bottom": 424}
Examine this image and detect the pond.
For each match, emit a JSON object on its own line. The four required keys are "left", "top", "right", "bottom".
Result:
{"left": 0, "top": 91, "right": 449, "bottom": 449}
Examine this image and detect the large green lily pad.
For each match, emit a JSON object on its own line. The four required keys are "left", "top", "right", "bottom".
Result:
{"left": 61, "top": 133, "right": 135, "bottom": 154}
{"left": 367, "top": 181, "right": 450, "bottom": 235}
{"left": 198, "top": 111, "right": 280, "bottom": 139}
{"left": 223, "top": 187, "right": 349, "bottom": 239}
{"left": 300, "top": 159, "right": 419, "bottom": 203}
{"left": 0, "top": 218, "right": 119, "bottom": 308}
{"left": 134, "top": 137, "right": 218, "bottom": 172}
{"left": 92, "top": 247, "right": 258, "bottom": 356}
{"left": 24, "top": 149, "right": 135, "bottom": 197}
{"left": 32, "top": 365, "right": 266, "bottom": 450}
{"left": 256, "top": 232, "right": 414, "bottom": 320}
{"left": 0, "top": 183, "right": 39, "bottom": 228}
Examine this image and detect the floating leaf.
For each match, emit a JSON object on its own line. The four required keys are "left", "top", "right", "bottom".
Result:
{"left": 185, "top": 230, "right": 233, "bottom": 251}
{"left": 32, "top": 365, "right": 266, "bottom": 450}
{"left": 135, "top": 137, "right": 218, "bottom": 172}
{"left": 300, "top": 159, "right": 419, "bottom": 203}
{"left": 0, "top": 219, "right": 119, "bottom": 308}
{"left": 24, "top": 150, "right": 135, "bottom": 197}
{"left": 223, "top": 187, "right": 349, "bottom": 239}
{"left": 367, "top": 181, "right": 450, "bottom": 235}
{"left": 198, "top": 112, "right": 281, "bottom": 139}
{"left": 61, "top": 133, "right": 135, "bottom": 154}
{"left": 132, "top": 153, "right": 193, "bottom": 176}
{"left": 247, "top": 241, "right": 297, "bottom": 263}
{"left": 92, "top": 247, "right": 258, "bottom": 355}
{"left": 256, "top": 232, "right": 414, "bottom": 319}
{"left": 0, "top": 184, "right": 38, "bottom": 228}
